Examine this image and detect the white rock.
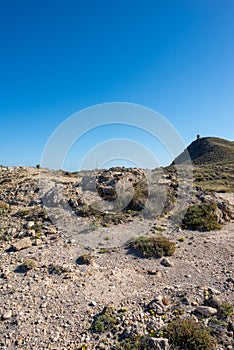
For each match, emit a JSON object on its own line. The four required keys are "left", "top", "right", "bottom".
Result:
{"left": 27, "top": 221, "right": 35, "bottom": 228}
{"left": 2, "top": 310, "right": 12, "bottom": 320}
{"left": 150, "top": 337, "right": 169, "bottom": 349}
{"left": 160, "top": 258, "right": 174, "bottom": 267}
{"left": 90, "top": 301, "right": 97, "bottom": 306}
{"left": 196, "top": 306, "right": 217, "bottom": 316}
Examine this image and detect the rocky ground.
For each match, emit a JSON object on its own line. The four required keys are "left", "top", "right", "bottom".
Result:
{"left": 0, "top": 166, "right": 233, "bottom": 349}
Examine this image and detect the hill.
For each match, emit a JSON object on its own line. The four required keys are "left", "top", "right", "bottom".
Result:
{"left": 173, "top": 136, "right": 234, "bottom": 165}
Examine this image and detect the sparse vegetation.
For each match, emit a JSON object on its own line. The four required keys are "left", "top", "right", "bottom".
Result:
{"left": 128, "top": 235, "right": 176, "bottom": 258}
{"left": 194, "top": 162, "right": 234, "bottom": 192}
{"left": 76, "top": 254, "right": 93, "bottom": 265}
{"left": 165, "top": 318, "right": 217, "bottom": 350}
{"left": 0, "top": 152, "right": 233, "bottom": 349}
{"left": 218, "top": 302, "right": 234, "bottom": 319}
{"left": 0, "top": 202, "right": 11, "bottom": 215}
{"left": 20, "top": 259, "right": 37, "bottom": 271}
{"left": 174, "top": 137, "right": 234, "bottom": 166}
{"left": 152, "top": 224, "right": 165, "bottom": 232}
{"left": 48, "top": 264, "right": 69, "bottom": 275}
{"left": 181, "top": 203, "right": 222, "bottom": 231}
{"left": 98, "top": 248, "right": 111, "bottom": 254}
{"left": 116, "top": 335, "right": 153, "bottom": 349}
{"left": 91, "top": 307, "right": 117, "bottom": 333}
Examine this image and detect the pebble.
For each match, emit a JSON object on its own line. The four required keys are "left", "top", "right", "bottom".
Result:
{"left": 1, "top": 310, "right": 12, "bottom": 320}
{"left": 147, "top": 269, "right": 161, "bottom": 276}
{"left": 206, "top": 296, "right": 222, "bottom": 309}
{"left": 27, "top": 221, "right": 35, "bottom": 229}
{"left": 150, "top": 337, "right": 169, "bottom": 350}
{"left": 12, "top": 237, "right": 32, "bottom": 251}
{"left": 196, "top": 306, "right": 217, "bottom": 316}
{"left": 90, "top": 301, "right": 97, "bottom": 306}
{"left": 160, "top": 258, "right": 174, "bottom": 267}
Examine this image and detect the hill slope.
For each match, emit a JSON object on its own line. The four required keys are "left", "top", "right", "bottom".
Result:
{"left": 173, "top": 137, "right": 234, "bottom": 165}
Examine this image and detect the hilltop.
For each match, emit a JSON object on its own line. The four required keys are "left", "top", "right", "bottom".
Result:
{"left": 173, "top": 136, "right": 234, "bottom": 165}
{"left": 170, "top": 137, "right": 234, "bottom": 193}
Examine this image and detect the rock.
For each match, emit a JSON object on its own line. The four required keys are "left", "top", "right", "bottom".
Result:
{"left": 12, "top": 237, "right": 32, "bottom": 251}
{"left": 2, "top": 310, "right": 12, "bottom": 320}
{"left": 120, "top": 326, "right": 134, "bottom": 339}
{"left": 27, "top": 221, "right": 35, "bottom": 228}
{"left": 40, "top": 302, "right": 47, "bottom": 309}
{"left": 147, "top": 299, "right": 164, "bottom": 315}
{"left": 206, "top": 296, "right": 222, "bottom": 309}
{"left": 81, "top": 175, "right": 96, "bottom": 191}
{"left": 228, "top": 321, "right": 234, "bottom": 332}
{"left": 147, "top": 269, "right": 161, "bottom": 276}
{"left": 181, "top": 297, "right": 190, "bottom": 305}
{"left": 226, "top": 277, "right": 234, "bottom": 284}
{"left": 196, "top": 306, "right": 217, "bottom": 316}
{"left": 160, "top": 258, "right": 174, "bottom": 267}
{"left": 149, "top": 338, "right": 169, "bottom": 350}
{"left": 27, "top": 229, "right": 36, "bottom": 236}
{"left": 162, "top": 297, "right": 170, "bottom": 306}
{"left": 32, "top": 239, "right": 42, "bottom": 246}
{"left": 208, "top": 287, "right": 221, "bottom": 295}
{"left": 90, "top": 301, "right": 97, "bottom": 306}
{"left": 45, "top": 226, "right": 57, "bottom": 235}
{"left": 1, "top": 269, "right": 11, "bottom": 279}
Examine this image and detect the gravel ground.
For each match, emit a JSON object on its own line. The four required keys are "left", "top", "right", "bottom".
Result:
{"left": 0, "top": 167, "right": 233, "bottom": 349}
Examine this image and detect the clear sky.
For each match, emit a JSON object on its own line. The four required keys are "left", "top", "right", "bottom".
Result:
{"left": 0, "top": 0, "right": 233, "bottom": 170}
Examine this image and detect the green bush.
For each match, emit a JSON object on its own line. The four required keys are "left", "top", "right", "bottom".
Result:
{"left": 117, "top": 335, "right": 153, "bottom": 349}
{"left": 20, "top": 259, "right": 37, "bottom": 271}
{"left": 181, "top": 203, "right": 222, "bottom": 231}
{"left": 0, "top": 202, "right": 10, "bottom": 215}
{"left": 128, "top": 235, "right": 176, "bottom": 258}
{"left": 165, "top": 319, "right": 217, "bottom": 350}
{"left": 48, "top": 264, "right": 69, "bottom": 275}
{"left": 218, "top": 302, "right": 234, "bottom": 319}
{"left": 91, "top": 306, "right": 117, "bottom": 333}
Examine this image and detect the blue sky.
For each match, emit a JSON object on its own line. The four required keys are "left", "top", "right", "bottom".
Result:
{"left": 0, "top": 0, "right": 233, "bottom": 169}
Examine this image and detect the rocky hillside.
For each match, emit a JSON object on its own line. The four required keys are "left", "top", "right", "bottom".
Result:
{"left": 173, "top": 137, "right": 234, "bottom": 165}
{"left": 170, "top": 137, "right": 234, "bottom": 193}
{"left": 0, "top": 165, "right": 233, "bottom": 349}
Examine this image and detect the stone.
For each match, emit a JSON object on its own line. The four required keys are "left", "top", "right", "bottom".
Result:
{"left": 90, "top": 301, "right": 97, "bottom": 306}
{"left": 27, "top": 221, "right": 35, "bottom": 229}
{"left": 12, "top": 237, "right": 32, "bottom": 251}
{"left": 196, "top": 306, "right": 217, "bottom": 316}
{"left": 32, "top": 239, "right": 42, "bottom": 246}
{"left": 160, "top": 258, "right": 174, "bottom": 267}
{"left": 147, "top": 299, "right": 164, "bottom": 315}
{"left": 150, "top": 337, "right": 169, "bottom": 350}
{"left": 162, "top": 297, "right": 170, "bottom": 306}
{"left": 1, "top": 269, "right": 11, "bottom": 279}
{"left": 2, "top": 310, "right": 12, "bottom": 320}
{"left": 147, "top": 269, "right": 161, "bottom": 276}
{"left": 46, "top": 226, "right": 57, "bottom": 235}
{"left": 206, "top": 296, "right": 222, "bottom": 309}
{"left": 208, "top": 287, "right": 221, "bottom": 295}
{"left": 27, "top": 229, "right": 36, "bottom": 236}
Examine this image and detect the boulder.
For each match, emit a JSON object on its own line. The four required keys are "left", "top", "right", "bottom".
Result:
{"left": 12, "top": 237, "right": 32, "bottom": 251}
